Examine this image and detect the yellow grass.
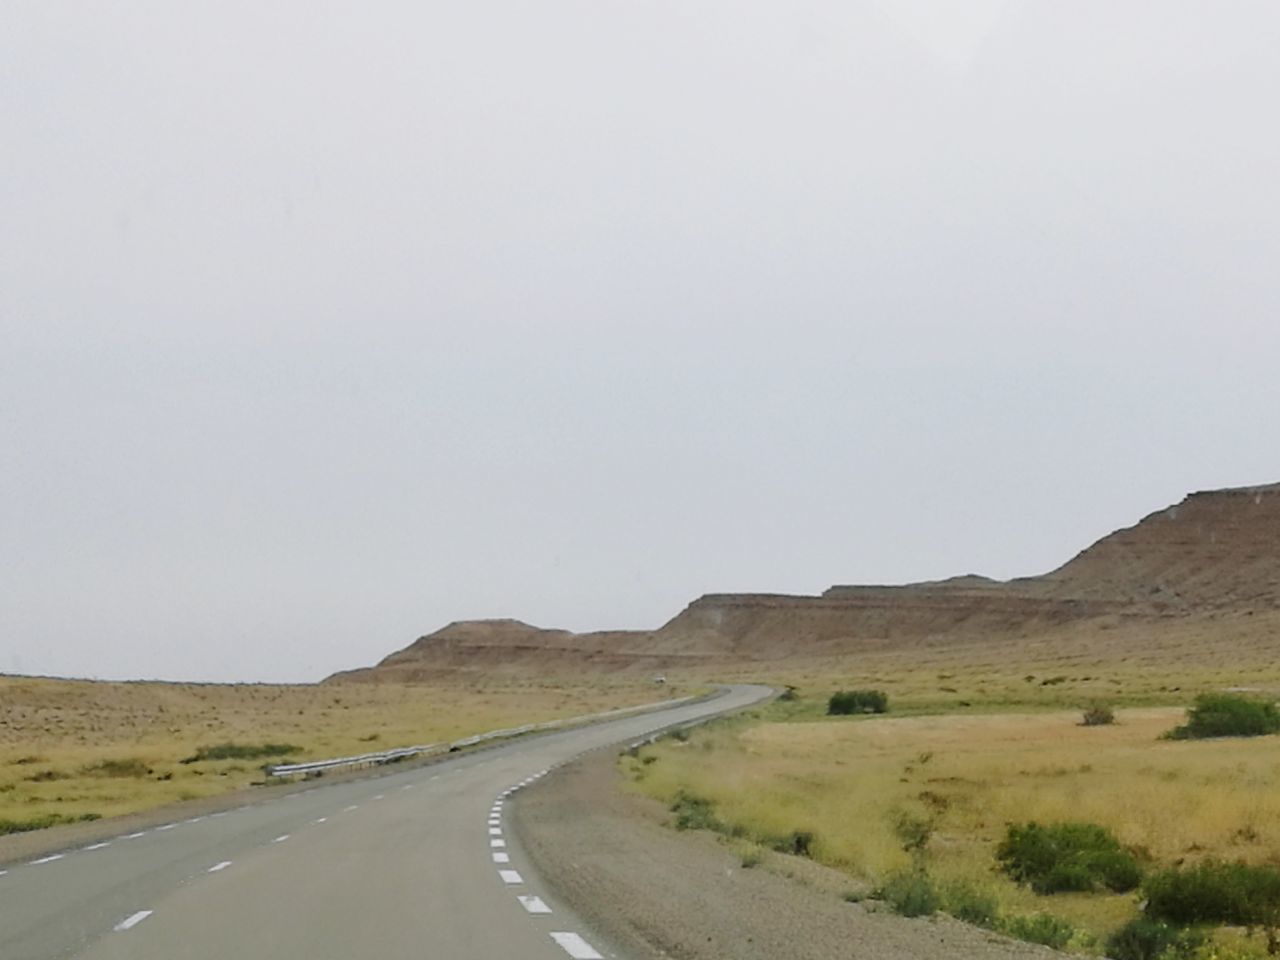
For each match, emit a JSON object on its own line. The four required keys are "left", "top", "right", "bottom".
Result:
{"left": 0, "top": 674, "right": 685, "bottom": 826}
{"left": 628, "top": 706, "right": 1280, "bottom": 953}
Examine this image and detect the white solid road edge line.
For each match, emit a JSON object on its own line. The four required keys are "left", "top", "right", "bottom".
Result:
{"left": 114, "top": 910, "right": 154, "bottom": 932}
{"left": 550, "top": 931, "right": 604, "bottom": 959}
{"left": 208, "top": 861, "right": 232, "bottom": 872}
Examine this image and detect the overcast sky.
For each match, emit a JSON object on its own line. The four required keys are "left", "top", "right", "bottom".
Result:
{"left": 3, "top": 2, "right": 1278, "bottom": 683}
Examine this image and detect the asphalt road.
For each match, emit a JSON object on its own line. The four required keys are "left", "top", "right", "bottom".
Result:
{"left": 0, "top": 684, "right": 770, "bottom": 960}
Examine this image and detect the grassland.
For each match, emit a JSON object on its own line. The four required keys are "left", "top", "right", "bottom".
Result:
{"left": 626, "top": 679, "right": 1280, "bottom": 957}
{"left": 0, "top": 673, "right": 684, "bottom": 831}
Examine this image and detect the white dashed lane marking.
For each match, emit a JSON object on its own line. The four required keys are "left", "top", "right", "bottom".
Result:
{"left": 29, "top": 854, "right": 64, "bottom": 865}
{"left": 550, "top": 932, "right": 604, "bottom": 959}
{"left": 373, "top": 795, "right": 385, "bottom": 801}
{"left": 314, "top": 818, "right": 327, "bottom": 824}
{"left": 498, "top": 869, "right": 524, "bottom": 885}
{"left": 114, "top": 910, "right": 153, "bottom": 932}
{"left": 83, "top": 842, "right": 111, "bottom": 851}
{"left": 272, "top": 834, "right": 290, "bottom": 843}
{"left": 208, "top": 861, "right": 232, "bottom": 873}
{"left": 493, "top": 852, "right": 510, "bottom": 863}
{"left": 488, "top": 827, "right": 502, "bottom": 836}
{"left": 491, "top": 839, "right": 506, "bottom": 848}
{"left": 123, "top": 832, "right": 146, "bottom": 840}
{"left": 518, "top": 895, "right": 552, "bottom": 914}
{"left": 344, "top": 805, "right": 359, "bottom": 812}
{"left": 156, "top": 824, "right": 175, "bottom": 832}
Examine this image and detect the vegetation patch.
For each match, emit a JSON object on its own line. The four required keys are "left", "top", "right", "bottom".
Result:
{"left": 180, "top": 743, "right": 302, "bottom": 764}
{"left": 1106, "top": 918, "right": 1205, "bottom": 960}
{"left": 1000, "top": 912, "right": 1077, "bottom": 949}
{"left": 1082, "top": 703, "right": 1116, "bottom": 726}
{"left": 1145, "top": 860, "right": 1280, "bottom": 932}
{"left": 0, "top": 812, "right": 101, "bottom": 836}
{"left": 81, "top": 758, "right": 151, "bottom": 778}
{"left": 1164, "top": 695, "right": 1280, "bottom": 740}
{"left": 874, "top": 868, "right": 940, "bottom": 917}
{"left": 997, "top": 821, "right": 1143, "bottom": 894}
{"left": 669, "top": 790, "right": 726, "bottom": 833}
{"left": 827, "top": 690, "right": 889, "bottom": 715}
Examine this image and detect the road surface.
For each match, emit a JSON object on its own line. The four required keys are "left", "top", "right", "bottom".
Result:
{"left": 0, "top": 684, "right": 770, "bottom": 960}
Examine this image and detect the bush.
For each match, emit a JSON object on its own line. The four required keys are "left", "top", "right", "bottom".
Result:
{"left": 778, "top": 685, "right": 800, "bottom": 702}
{"left": 180, "top": 743, "right": 301, "bottom": 763}
{"left": 1106, "top": 918, "right": 1205, "bottom": 960}
{"left": 669, "top": 791, "right": 724, "bottom": 833}
{"left": 1001, "top": 913, "right": 1076, "bottom": 949}
{"left": 997, "top": 821, "right": 1143, "bottom": 894}
{"left": 1164, "top": 695, "right": 1280, "bottom": 740}
{"left": 1145, "top": 860, "right": 1280, "bottom": 928}
{"left": 875, "top": 868, "right": 939, "bottom": 917}
{"left": 828, "top": 690, "right": 889, "bottom": 715}
{"left": 1083, "top": 703, "right": 1117, "bottom": 726}
{"left": 942, "top": 880, "right": 1000, "bottom": 928}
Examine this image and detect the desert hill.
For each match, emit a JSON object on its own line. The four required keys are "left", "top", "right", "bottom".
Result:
{"left": 331, "top": 483, "right": 1280, "bottom": 680}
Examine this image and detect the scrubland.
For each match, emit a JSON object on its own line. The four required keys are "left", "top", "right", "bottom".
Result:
{"left": 626, "top": 675, "right": 1280, "bottom": 958}
{"left": 0, "top": 673, "right": 681, "bottom": 830}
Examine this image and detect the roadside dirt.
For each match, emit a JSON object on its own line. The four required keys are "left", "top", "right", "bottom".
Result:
{"left": 510, "top": 749, "right": 1067, "bottom": 960}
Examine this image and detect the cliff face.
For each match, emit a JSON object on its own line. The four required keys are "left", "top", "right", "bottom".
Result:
{"left": 330, "top": 484, "right": 1280, "bottom": 679}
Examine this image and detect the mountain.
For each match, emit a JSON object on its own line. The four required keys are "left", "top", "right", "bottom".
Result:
{"left": 329, "top": 483, "right": 1280, "bottom": 680}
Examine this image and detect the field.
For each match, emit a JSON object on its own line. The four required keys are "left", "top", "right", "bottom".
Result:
{"left": 0, "top": 673, "right": 683, "bottom": 830}
{"left": 627, "top": 691, "right": 1280, "bottom": 956}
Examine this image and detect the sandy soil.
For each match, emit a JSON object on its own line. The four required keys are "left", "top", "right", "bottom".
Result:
{"left": 510, "top": 748, "right": 1069, "bottom": 960}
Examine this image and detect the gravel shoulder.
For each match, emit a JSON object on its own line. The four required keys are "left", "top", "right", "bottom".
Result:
{"left": 510, "top": 748, "right": 1068, "bottom": 960}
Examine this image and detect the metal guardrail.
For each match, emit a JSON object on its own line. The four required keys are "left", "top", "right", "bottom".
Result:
{"left": 266, "top": 692, "right": 701, "bottom": 778}
{"left": 267, "top": 743, "right": 443, "bottom": 777}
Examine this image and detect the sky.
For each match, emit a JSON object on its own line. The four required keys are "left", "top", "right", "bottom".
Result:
{"left": 3, "top": 2, "right": 1278, "bottom": 683}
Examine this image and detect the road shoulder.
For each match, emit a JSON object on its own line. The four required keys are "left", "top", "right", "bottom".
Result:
{"left": 509, "top": 747, "right": 1065, "bottom": 960}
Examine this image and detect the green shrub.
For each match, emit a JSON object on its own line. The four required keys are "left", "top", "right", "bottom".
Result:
{"left": 180, "top": 743, "right": 301, "bottom": 763}
{"left": 828, "top": 690, "right": 889, "bottom": 715}
{"left": 1164, "top": 695, "right": 1280, "bottom": 740}
{"left": 1001, "top": 913, "right": 1076, "bottom": 949}
{"left": 1106, "top": 918, "right": 1205, "bottom": 960}
{"left": 942, "top": 880, "right": 1000, "bottom": 928}
{"left": 1083, "top": 703, "right": 1117, "bottom": 726}
{"left": 996, "top": 821, "right": 1142, "bottom": 894}
{"left": 1145, "top": 860, "right": 1280, "bottom": 928}
{"left": 874, "top": 869, "right": 939, "bottom": 917}
{"left": 777, "top": 685, "right": 800, "bottom": 702}
{"left": 670, "top": 791, "right": 724, "bottom": 832}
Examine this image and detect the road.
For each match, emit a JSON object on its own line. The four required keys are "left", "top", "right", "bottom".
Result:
{"left": 0, "top": 684, "right": 770, "bottom": 960}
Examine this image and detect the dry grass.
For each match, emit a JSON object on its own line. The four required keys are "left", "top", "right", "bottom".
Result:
{"left": 0, "top": 673, "right": 683, "bottom": 826}
{"left": 699, "top": 610, "right": 1280, "bottom": 713}
{"left": 627, "top": 705, "right": 1280, "bottom": 953}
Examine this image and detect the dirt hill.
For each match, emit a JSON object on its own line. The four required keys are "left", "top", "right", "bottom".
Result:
{"left": 331, "top": 483, "right": 1280, "bottom": 680}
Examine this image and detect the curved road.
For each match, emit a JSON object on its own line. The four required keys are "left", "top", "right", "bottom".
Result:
{"left": 0, "top": 684, "right": 770, "bottom": 960}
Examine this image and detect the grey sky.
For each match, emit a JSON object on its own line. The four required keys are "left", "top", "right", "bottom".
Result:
{"left": 3, "top": 2, "right": 1278, "bottom": 683}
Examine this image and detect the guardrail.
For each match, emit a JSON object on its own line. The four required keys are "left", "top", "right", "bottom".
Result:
{"left": 266, "top": 691, "right": 704, "bottom": 779}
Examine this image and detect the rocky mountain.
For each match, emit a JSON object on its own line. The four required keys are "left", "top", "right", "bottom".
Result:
{"left": 330, "top": 483, "right": 1280, "bottom": 680}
